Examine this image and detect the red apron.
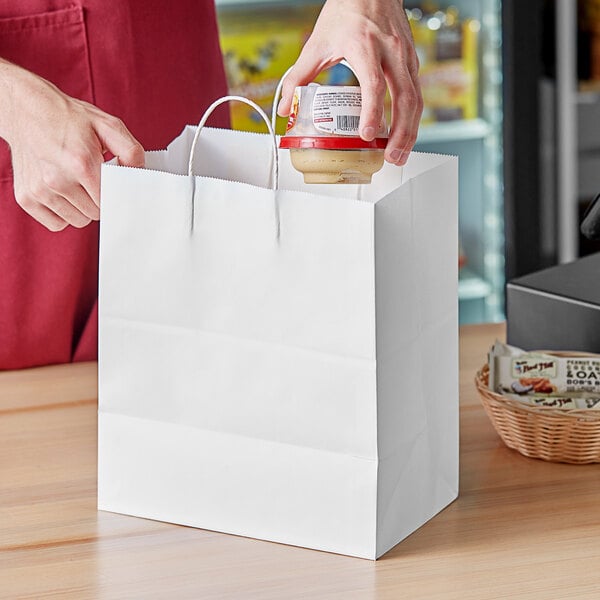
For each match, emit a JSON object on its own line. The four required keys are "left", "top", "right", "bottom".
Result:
{"left": 0, "top": 0, "right": 229, "bottom": 369}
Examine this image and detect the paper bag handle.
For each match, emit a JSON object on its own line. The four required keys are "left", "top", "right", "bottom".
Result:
{"left": 188, "top": 95, "right": 279, "bottom": 190}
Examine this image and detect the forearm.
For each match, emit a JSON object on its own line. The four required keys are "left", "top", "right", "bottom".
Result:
{"left": 0, "top": 58, "right": 22, "bottom": 143}
{"left": 0, "top": 58, "right": 56, "bottom": 146}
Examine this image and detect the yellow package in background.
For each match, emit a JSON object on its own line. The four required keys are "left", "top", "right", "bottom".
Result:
{"left": 218, "top": 4, "right": 478, "bottom": 131}
{"left": 408, "top": 7, "right": 479, "bottom": 124}
{"left": 217, "top": 5, "right": 357, "bottom": 135}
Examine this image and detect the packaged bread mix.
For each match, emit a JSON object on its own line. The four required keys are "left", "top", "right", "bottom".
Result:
{"left": 488, "top": 341, "right": 600, "bottom": 409}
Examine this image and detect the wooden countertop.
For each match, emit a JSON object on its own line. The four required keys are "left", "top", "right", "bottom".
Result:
{"left": 2, "top": 323, "right": 600, "bottom": 599}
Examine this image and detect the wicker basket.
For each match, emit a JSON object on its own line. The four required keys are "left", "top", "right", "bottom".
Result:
{"left": 475, "top": 360, "right": 600, "bottom": 464}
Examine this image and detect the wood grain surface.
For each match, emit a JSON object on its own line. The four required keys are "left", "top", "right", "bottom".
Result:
{"left": 1, "top": 323, "right": 600, "bottom": 599}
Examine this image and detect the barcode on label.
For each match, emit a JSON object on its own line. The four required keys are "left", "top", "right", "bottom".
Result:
{"left": 336, "top": 115, "right": 360, "bottom": 131}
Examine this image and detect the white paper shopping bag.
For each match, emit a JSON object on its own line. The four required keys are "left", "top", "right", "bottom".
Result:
{"left": 97, "top": 96, "right": 458, "bottom": 560}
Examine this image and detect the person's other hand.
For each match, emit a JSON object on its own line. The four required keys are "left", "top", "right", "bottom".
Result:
{"left": 0, "top": 60, "right": 145, "bottom": 231}
{"left": 277, "top": 0, "right": 422, "bottom": 166}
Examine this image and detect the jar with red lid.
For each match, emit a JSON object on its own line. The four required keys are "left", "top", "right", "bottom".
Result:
{"left": 279, "top": 84, "right": 388, "bottom": 184}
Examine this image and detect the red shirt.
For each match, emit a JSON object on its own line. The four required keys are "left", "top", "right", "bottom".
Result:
{"left": 0, "top": 1, "right": 229, "bottom": 369}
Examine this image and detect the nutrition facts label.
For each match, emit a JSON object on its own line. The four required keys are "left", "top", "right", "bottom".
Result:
{"left": 312, "top": 87, "right": 362, "bottom": 135}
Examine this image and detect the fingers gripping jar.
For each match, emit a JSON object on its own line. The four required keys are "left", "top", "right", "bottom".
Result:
{"left": 279, "top": 85, "right": 388, "bottom": 184}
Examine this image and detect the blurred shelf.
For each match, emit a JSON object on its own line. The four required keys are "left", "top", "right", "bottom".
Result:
{"left": 577, "top": 90, "right": 600, "bottom": 105}
{"left": 459, "top": 268, "right": 492, "bottom": 301}
{"left": 578, "top": 80, "right": 600, "bottom": 103}
{"left": 416, "top": 118, "right": 491, "bottom": 145}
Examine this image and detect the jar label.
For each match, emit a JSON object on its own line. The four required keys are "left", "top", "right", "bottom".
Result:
{"left": 286, "top": 88, "right": 301, "bottom": 132}
{"left": 312, "top": 87, "right": 362, "bottom": 135}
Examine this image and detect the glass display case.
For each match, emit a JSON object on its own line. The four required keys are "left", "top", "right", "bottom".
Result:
{"left": 215, "top": 0, "right": 504, "bottom": 324}
{"left": 406, "top": 0, "right": 503, "bottom": 324}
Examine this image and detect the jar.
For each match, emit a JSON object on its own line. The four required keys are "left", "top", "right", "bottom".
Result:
{"left": 279, "top": 84, "right": 388, "bottom": 184}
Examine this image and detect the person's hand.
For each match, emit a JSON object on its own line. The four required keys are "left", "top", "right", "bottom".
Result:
{"left": 0, "top": 60, "right": 144, "bottom": 231}
{"left": 277, "top": 0, "right": 422, "bottom": 166}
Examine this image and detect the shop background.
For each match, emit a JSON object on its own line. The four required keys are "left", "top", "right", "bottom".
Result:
{"left": 215, "top": 0, "right": 503, "bottom": 324}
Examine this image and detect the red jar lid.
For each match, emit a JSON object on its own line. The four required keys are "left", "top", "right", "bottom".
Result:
{"left": 279, "top": 136, "right": 388, "bottom": 150}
